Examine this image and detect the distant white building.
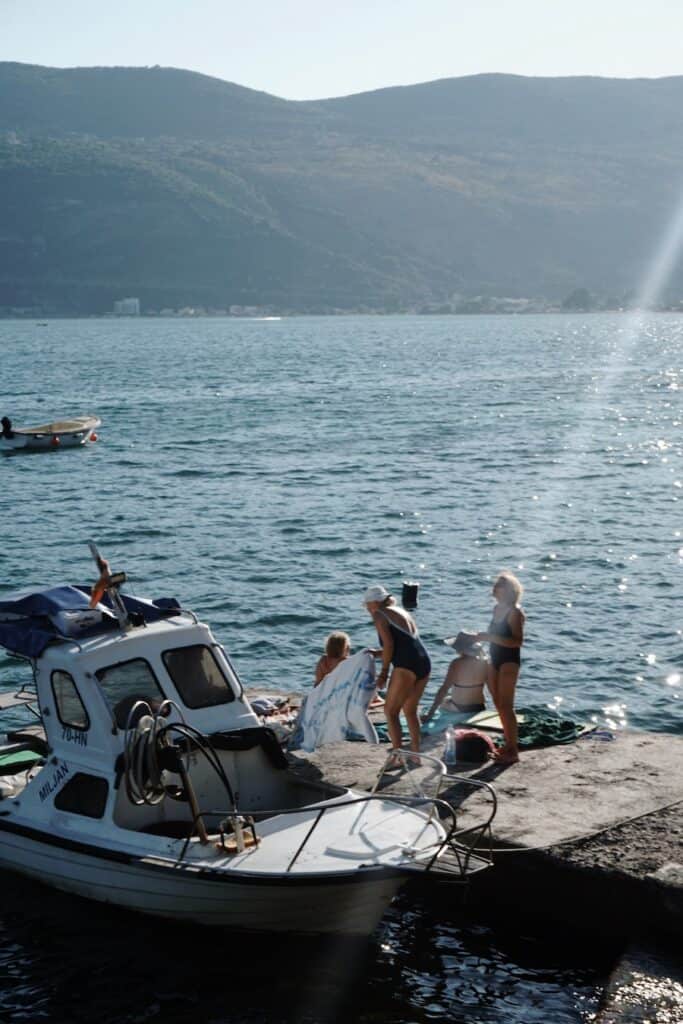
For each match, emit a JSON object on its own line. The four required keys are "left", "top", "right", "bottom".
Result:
{"left": 230, "top": 305, "right": 261, "bottom": 316}
{"left": 113, "top": 297, "right": 141, "bottom": 316}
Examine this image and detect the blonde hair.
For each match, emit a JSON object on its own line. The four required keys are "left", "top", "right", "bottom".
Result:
{"left": 325, "top": 631, "right": 351, "bottom": 658}
{"left": 495, "top": 570, "right": 523, "bottom": 603}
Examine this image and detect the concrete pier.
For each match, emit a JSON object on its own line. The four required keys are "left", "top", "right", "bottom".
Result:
{"left": 251, "top": 691, "right": 682, "bottom": 1019}
{"left": 285, "top": 729, "right": 682, "bottom": 941}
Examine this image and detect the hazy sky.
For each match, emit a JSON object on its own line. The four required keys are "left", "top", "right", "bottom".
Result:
{"left": 3, "top": 0, "right": 683, "bottom": 100}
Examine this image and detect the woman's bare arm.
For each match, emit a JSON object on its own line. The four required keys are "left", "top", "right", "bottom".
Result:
{"left": 421, "top": 675, "right": 452, "bottom": 721}
{"left": 372, "top": 611, "right": 394, "bottom": 683}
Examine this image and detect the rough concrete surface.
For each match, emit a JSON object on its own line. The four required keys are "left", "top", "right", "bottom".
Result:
{"left": 553, "top": 803, "right": 682, "bottom": 877}
{"left": 252, "top": 687, "right": 682, "bottom": 932}
{"left": 288, "top": 731, "right": 682, "bottom": 856}
{"left": 429, "top": 731, "right": 682, "bottom": 850}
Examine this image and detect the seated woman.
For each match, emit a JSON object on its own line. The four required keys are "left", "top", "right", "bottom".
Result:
{"left": 314, "top": 631, "right": 351, "bottom": 686}
{"left": 420, "top": 632, "right": 488, "bottom": 724}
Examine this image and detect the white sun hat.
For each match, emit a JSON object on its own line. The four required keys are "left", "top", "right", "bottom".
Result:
{"left": 444, "top": 630, "right": 487, "bottom": 659}
{"left": 363, "top": 584, "right": 390, "bottom": 604}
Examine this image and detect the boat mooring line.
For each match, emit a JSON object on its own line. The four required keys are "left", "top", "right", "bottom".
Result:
{"left": 486, "top": 797, "right": 683, "bottom": 856}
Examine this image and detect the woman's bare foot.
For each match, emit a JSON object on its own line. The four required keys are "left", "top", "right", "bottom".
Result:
{"left": 383, "top": 752, "right": 405, "bottom": 772}
{"left": 493, "top": 747, "right": 519, "bottom": 765}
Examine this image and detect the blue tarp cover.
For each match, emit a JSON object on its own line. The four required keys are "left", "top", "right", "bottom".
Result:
{"left": 0, "top": 585, "right": 181, "bottom": 658}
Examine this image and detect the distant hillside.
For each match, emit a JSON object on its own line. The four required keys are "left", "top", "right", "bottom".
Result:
{"left": 1, "top": 63, "right": 683, "bottom": 313}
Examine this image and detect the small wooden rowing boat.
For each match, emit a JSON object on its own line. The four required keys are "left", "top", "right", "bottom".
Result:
{"left": 0, "top": 415, "right": 101, "bottom": 453}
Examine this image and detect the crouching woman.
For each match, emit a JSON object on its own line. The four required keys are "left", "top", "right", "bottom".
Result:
{"left": 363, "top": 584, "right": 431, "bottom": 764}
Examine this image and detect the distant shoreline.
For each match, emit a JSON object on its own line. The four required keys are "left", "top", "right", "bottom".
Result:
{"left": 2, "top": 307, "right": 683, "bottom": 321}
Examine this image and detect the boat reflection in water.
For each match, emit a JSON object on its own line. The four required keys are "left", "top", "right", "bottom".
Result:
{"left": 0, "top": 869, "right": 612, "bottom": 1023}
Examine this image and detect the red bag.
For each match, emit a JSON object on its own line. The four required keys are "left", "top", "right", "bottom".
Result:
{"left": 453, "top": 728, "right": 497, "bottom": 763}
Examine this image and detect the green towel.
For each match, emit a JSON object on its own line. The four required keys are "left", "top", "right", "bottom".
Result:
{"left": 377, "top": 704, "right": 591, "bottom": 749}
{"left": 516, "top": 705, "right": 593, "bottom": 749}
{"left": 0, "top": 748, "right": 43, "bottom": 773}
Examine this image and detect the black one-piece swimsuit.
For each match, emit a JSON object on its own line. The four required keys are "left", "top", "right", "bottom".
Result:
{"left": 489, "top": 610, "right": 521, "bottom": 670}
{"left": 378, "top": 611, "right": 431, "bottom": 679}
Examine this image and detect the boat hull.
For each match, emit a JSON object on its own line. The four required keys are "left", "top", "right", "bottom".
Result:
{"left": 0, "top": 823, "right": 405, "bottom": 936}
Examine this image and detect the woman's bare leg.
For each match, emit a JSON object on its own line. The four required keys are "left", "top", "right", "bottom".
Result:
{"left": 383, "top": 669, "right": 416, "bottom": 752}
{"left": 494, "top": 664, "right": 519, "bottom": 762}
{"left": 487, "top": 664, "right": 499, "bottom": 708}
{"left": 402, "top": 672, "right": 430, "bottom": 753}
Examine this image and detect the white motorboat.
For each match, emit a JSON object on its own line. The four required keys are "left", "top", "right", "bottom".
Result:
{"left": 0, "top": 547, "right": 496, "bottom": 937}
{"left": 0, "top": 415, "right": 100, "bottom": 453}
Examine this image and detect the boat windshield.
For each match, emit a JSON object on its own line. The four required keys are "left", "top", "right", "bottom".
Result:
{"left": 162, "top": 644, "right": 235, "bottom": 708}
{"left": 95, "top": 657, "right": 166, "bottom": 727}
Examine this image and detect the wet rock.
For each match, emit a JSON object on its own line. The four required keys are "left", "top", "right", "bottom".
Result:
{"left": 595, "top": 944, "right": 683, "bottom": 1024}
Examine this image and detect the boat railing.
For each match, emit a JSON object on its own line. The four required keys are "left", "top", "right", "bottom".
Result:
{"left": 0, "top": 657, "right": 43, "bottom": 722}
{"left": 176, "top": 777, "right": 497, "bottom": 882}
{"left": 372, "top": 747, "right": 498, "bottom": 874}
{"left": 174, "top": 607, "right": 198, "bottom": 624}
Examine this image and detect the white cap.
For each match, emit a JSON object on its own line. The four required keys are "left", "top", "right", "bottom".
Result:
{"left": 363, "top": 584, "right": 390, "bottom": 604}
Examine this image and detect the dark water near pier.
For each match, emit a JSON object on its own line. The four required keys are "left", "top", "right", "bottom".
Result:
{"left": 0, "top": 876, "right": 612, "bottom": 1024}
{"left": 1, "top": 312, "right": 680, "bottom": 1020}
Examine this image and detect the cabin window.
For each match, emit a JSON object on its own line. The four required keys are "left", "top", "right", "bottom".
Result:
{"left": 51, "top": 670, "right": 89, "bottom": 730}
{"left": 54, "top": 773, "right": 108, "bottom": 818}
{"left": 95, "top": 658, "right": 166, "bottom": 728}
{"left": 162, "top": 645, "right": 235, "bottom": 708}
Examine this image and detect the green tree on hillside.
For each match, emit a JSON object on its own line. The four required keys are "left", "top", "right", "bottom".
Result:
{"left": 562, "top": 288, "right": 593, "bottom": 311}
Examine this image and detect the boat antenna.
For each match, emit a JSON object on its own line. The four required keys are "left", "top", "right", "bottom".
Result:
{"left": 87, "top": 540, "right": 131, "bottom": 630}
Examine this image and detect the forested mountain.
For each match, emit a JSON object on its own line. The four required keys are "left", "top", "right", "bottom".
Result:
{"left": 2, "top": 62, "right": 683, "bottom": 313}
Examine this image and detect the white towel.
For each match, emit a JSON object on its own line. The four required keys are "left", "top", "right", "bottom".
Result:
{"left": 289, "top": 650, "right": 378, "bottom": 752}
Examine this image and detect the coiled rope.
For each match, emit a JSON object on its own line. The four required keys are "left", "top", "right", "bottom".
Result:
{"left": 122, "top": 699, "right": 236, "bottom": 810}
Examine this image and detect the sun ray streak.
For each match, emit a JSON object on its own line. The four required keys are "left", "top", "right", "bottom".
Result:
{"left": 518, "top": 185, "right": 683, "bottom": 561}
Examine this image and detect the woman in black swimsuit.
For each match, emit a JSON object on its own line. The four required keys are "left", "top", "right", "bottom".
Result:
{"left": 364, "top": 584, "right": 431, "bottom": 763}
{"left": 476, "top": 571, "right": 525, "bottom": 764}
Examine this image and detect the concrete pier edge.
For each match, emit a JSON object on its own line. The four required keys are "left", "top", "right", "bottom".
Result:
{"left": 282, "top": 727, "right": 682, "bottom": 943}
{"left": 253, "top": 693, "right": 682, "bottom": 1018}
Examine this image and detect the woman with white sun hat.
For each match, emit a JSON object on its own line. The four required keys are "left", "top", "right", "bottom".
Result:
{"left": 363, "top": 584, "right": 431, "bottom": 764}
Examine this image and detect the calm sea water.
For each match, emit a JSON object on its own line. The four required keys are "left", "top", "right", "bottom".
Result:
{"left": 1, "top": 313, "right": 681, "bottom": 732}
{"left": 0, "top": 312, "right": 680, "bottom": 1021}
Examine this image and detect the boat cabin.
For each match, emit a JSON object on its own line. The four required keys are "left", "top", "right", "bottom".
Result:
{"left": 0, "top": 585, "right": 342, "bottom": 840}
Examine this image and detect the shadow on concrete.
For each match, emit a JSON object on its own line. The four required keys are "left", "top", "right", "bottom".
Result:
{"left": 439, "top": 760, "right": 511, "bottom": 809}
